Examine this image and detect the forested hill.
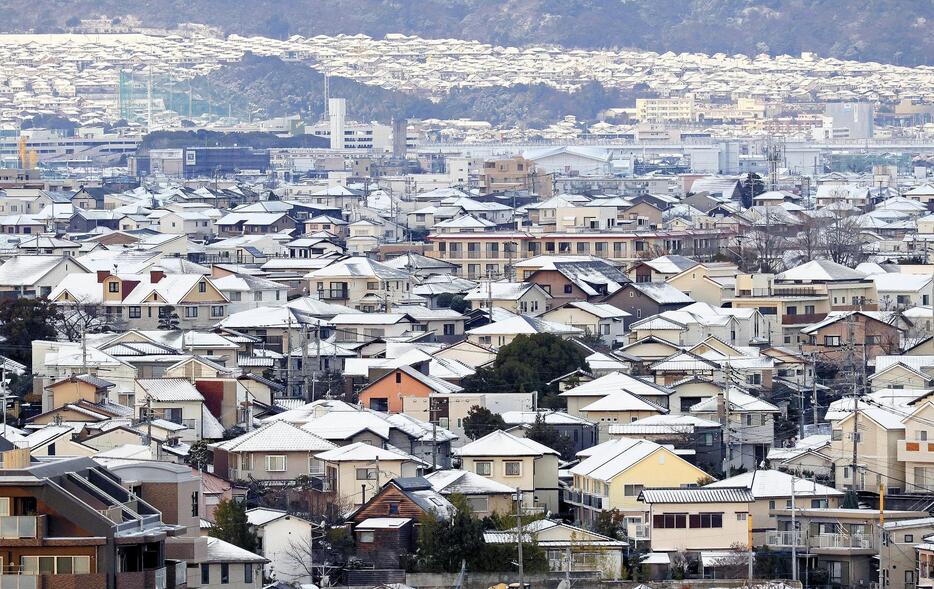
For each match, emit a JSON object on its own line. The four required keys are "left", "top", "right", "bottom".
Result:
{"left": 1, "top": 0, "right": 931, "bottom": 66}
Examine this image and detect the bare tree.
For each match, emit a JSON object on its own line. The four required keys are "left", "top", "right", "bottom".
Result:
{"left": 746, "top": 206, "right": 786, "bottom": 272}
{"left": 822, "top": 208, "right": 866, "bottom": 267}
{"left": 56, "top": 297, "right": 126, "bottom": 342}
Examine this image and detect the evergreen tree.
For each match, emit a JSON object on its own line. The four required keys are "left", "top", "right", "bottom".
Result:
{"left": 462, "top": 406, "right": 506, "bottom": 440}
{"left": 210, "top": 498, "right": 258, "bottom": 553}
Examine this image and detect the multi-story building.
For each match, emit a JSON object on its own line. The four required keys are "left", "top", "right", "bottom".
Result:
{"left": 0, "top": 453, "right": 187, "bottom": 589}
{"left": 427, "top": 229, "right": 727, "bottom": 279}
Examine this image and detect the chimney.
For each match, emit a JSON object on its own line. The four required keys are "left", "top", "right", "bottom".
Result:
{"left": 150, "top": 266, "right": 165, "bottom": 283}
{"left": 96, "top": 270, "right": 109, "bottom": 283}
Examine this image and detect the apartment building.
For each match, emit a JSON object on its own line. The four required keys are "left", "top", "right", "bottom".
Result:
{"left": 426, "top": 229, "right": 726, "bottom": 279}
{"left": 0, "top": 454, "right": 187, "bottom": 589}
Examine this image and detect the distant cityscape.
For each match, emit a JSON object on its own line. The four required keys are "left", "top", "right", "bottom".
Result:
{"left": 1, "top": 9, "right": 934, "bottom": 589}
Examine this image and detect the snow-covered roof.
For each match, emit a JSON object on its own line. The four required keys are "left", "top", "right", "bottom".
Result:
{"left": 212, "top": 420, "right": 335, "bottom": 453}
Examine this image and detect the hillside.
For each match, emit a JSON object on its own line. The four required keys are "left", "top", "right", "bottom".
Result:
{"left": 1, "top": 1, "right": 931, "bottom": 66}
{"left": 192, "top": 54, "right": 650, "bottom": 127}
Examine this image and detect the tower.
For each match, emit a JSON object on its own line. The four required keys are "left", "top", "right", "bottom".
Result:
{"left": 328, "top": 98, "right": 346, "bottom": 150}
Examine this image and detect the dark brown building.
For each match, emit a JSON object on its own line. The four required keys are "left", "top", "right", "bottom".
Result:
{"left": 602, "top": 282, "right": 694, "bottom": 329}
{"left": 0, "top": 452, "right": 187, "bottom": 589}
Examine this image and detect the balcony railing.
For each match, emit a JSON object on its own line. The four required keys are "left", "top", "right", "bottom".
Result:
{"left": 153, "top": 567, "right": 166, "bottom": 589}
{"left": 817, "top": 533, "right": 873, "bottom": 550}
{"left": 0, "top": 516, "right": 36, "bottom": 539}
{"left": 782, "top": 312, "right": 827, "bottom": 325}
{"left": 766, "top": 530, "right": 805, "bottom": 547}
{"left": 317, "top": 289, "right": 348, "bottom": 300}
{"left": 629, "top": 524, "right": 649, "bottom": 540}
{"left": 0, "top": 575, "right": 36, "bottom": 589}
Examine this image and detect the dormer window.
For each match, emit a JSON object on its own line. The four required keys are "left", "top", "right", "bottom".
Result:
{"left": 198, "top": 281, "right": 207, "bottom": 293}
{"left": 108, "top": 282, "right": 119, "bottom": 293}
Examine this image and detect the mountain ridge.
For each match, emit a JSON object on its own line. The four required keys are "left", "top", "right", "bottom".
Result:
{"left": 0, "top": 1, "right": 930, "bottom": 66}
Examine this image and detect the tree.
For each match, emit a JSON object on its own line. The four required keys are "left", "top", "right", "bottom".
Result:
{"left": 822, "top": 208, "right": 866, "bottom": 267}
{"left": 525, "top": 413, "right": 575, "bottom": 460}
{"left": 0, "top": 298, "right": 62, "bottom": 367}
{"left": 461, "top": 333, "right": 588, "bottom": 408}
{"left": 740, "top": 173, "right": 765, "bottom": 209}
{"left": 157, "top": 306, "right": 180, "bottom": 330}
{"left": 210, "top": 498, "right": 258, "bottom": 553}
{"left": 186, "top": 440, "right": 212, "bottom": 471}
{"left": 56, "top": 297, "right": 125, "bottom": 342}
{"left": 462, "top": 405, "right": 505, "bottom": 440}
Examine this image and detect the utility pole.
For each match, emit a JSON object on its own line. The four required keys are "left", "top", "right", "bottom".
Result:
{"left": 811, "top": 352, "right": 819, "bottom": 430}
{"left": 879, "top": 482, "right": 886, "bottom": 589}
{"left": 286, "top": 314, "right": 293, "bottom": 397}
{"left": 312, "top": 325, "right": 321, "bottom": 403}
{"left": 515, "top": 488, "right": 524, "bottom": 589}
{"left": 81, "top": 323, "right": 88, "bottom": 374}
{"left": 791, "top": 474, "right": 797, "bottom": 583}
{"left": 747, "top": 512, "right": 753, "bottom": 581}
{"left": 848, "top": 316, "right": 860, "bottom": 490}
{"left": 301, "top": 325, "right": 310, "bottom": 402}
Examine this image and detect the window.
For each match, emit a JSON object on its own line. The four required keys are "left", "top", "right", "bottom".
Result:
{"left": 108, "top": 282, "right": 119, "bottom": 293}
{"left": 367, "top": 282, "right": 379, "bottom": 290}
{"left": 905, "top": 534, "right": 914, "bottom": 543}
{"left": 388, "top": 502, "right": 400, "bottom": 515}
{"left": 832, "top": 429, "right": 843, "bottom": 441}
{"left": 443, "top": 323, "right": 455, "bottom": 336}
{"left": 736, "top": 512, "right": 747, "bottom": 521}
{"left": 395, "top": 372, "right": 402, "bottom": 384}
{"left": 22, "top": 556, "right": 90, "bottom": 575}
{"left": 824, "top": 335, "right": 841, "bottom": 347}
{"left": 475, "top": 461, "right": 492, "bottom": 476}
{"left": 652, "top": 513, "right": 687, "bottom": 528}
{"left": 564, "top": 284, "right": 573, "bottom": 294}
{"left": 811, "top": 498, "right": 826, "bottom": 508}
{"left": 199, "top": 281, "right": 207, "bottom": 293}
{"left": 504, "top": 461, "right": 521, "bottom": 477}
{"left": 768, "top": 500, "right": 776, "bottom": 509}
{"left": 241, "top": 453, "right": 253, "bottom": 471}
{"left": 624, "top": 484, "right": 644, "bottom": 497}
{"left": 201, "top": 564, "right": 210, "bottom": 584}
{"left": 356, "top": 468, "right": 377, "bottom": 480}
{"left": 265, "top": 455, "right": 286, "bottom": 472}
{"left": 359, "top": 530, "right": 375, "bottom": 543}
{"left": 185, "top": 306, "right": 199, "bottom": 318}
{"left": 244, "top": 564, "right": 253, "bottom": 584}
{"left": 689, "top": 513, "right": 723, "bottom": 528}
{"left": 129, "top": 306, "right": 141, "bottom": 318}
{"left": 467, "top": 496, "right": 489, "bottom": 513}
{"left": 221, "top": 563, "right": 229, "bottom": 584}
{"left": 191, "top": 491, "right": 199, "bottom": 517}
{"left": 211, "top": 305, "right": 225, "bottom": 318}
{"left": 865, "top": 335, "right": 881, "bottom": 345}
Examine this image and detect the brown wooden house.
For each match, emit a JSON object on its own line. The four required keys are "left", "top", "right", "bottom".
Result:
{"left": 351, "top": 477, "right": 455, "bottom": 568}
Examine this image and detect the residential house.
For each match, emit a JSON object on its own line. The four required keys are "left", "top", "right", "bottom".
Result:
{"left": 317, "top": 443, "right": 428, "bottom": 507}
{"left": 607, "top": 414, "right": 724, "bottom": 475}
{"left": 560, "top": 371, "right": 674, "bottom": 419}
{"left": 541, "top": 301, "right": 630, "bottom": 346}
{"left": 525, "top": 260, "right": 632, "bottom": 308}
{"left": 424, "top": 469, "right": 516, "bottom": 517}
{"left": 568, "top": 438, "right": 712, "bottom": 529}
{"left": 629, "top": 255, "right": 699, "bottom": 283}
{"left": 828, "top": 405, "right": 905, "bottom": 492}
{"left": 601, "top": 282, "right": 693, "bottom": 329}
{"left": 484, "top": 520, "right": 626, "bottom": 579}
{"left": 0, "top": 254, "right": 89, "bottom": 297}
{"left": 501, "top": 410, "right": 598, "bottom": 455}
{"left": 357, "top": 365, "right": 462, "bottom": 414}
{"left": 456, "top": 430, "right": 560, "bottom": 513}
{"left": 801, "top": 311, "right": 902, "bottom": 363}
{"left": 211, "top": 274, "right": 289, "bottom": 313}
{"left": 465, "top": 315, "right": 583, "bottom": 349}
{"left": 245, "top": 508, "right": 317, "bottom": 584}
{"left": 306, "top": 256, "right": 411, "bottom": 310}
{"left": 690, "top": 388, "right": 780, "bottom": 471}
{"left": 136, "top": 378, "right": 225, "bottom": 442}
{"left": 464, "top": 282, "right": 551, "bottom": 315}
{"left": 211, "top": 420, "right": 336, "bottom": 483}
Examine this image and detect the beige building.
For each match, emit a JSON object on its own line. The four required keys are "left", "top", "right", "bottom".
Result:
{"left": 211, "top": 420, "right": 337, "bottom": 483}
{"left": 306, "top": 256, "right": 411, "bottom": 310}
{"left": 318, "top": 442, "right": 426, "bottom": 507}
{"left": 457, "top": 430, "right": 560, "bottom": 513}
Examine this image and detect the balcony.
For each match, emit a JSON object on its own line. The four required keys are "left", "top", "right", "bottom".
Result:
{"left": 0, "top": 574, "right": 106, "bottom": 589}
{"left": 781, "top": 312, "right": 827, "bottom": 325}
{"left": 317, "top": 289, "right": 348, "bottom": 300}
{"left": 814, "top": 533, "right": 873, "bottom": 552}
{"left": 166, "top": 561, "right": 187, "bottom": 589}
{"left": 628, "top": 524, "right": 650, "bottom": 540}
{"left": 0, "top": 516, "right": 37, "bottom": 539}
{"left": 0, "top": 575, "right": 36, "bottom": 589}
{"left": 765, "top": 530, "right": 805, "bottom": 547}
{"left": 116, "top": 567, "right": 166, "bottom": 589}
{"left": 898, "top": 439, "right": 934, "bottom": 463}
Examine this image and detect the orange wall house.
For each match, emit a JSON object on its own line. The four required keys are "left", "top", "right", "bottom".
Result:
{"left": 357, "top": 368, "right": 440, "bottom": 414}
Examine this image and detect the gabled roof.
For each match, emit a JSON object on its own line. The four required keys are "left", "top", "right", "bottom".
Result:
{"left": 559, "top": 371, "right": 672, "bottom": 398}
{"left": 457, "top": 430, "right": 559, "bottom": 458}
{"left": 776, "top": 259, "right": 866, "bottom": 282}
{"left": 689, "top": 388, "right": 779, "bottom": 413}
{"left": 623, "top": 282, "right": 693, "bottom": 305}
{"left": 424, "top": 469, "right": 516, "bottom": 496}
{"left": 317, "top": 441, "right": 427, "bottom": 465}
{"left": 706, "top": 469, "right": 842, "bottom": 497}
{"left": 640, "top": 487, "right": 752, "bottom": 504}
{"left": 212, "top": 420, "right": 335, "bottom": 453}
{"left": 137, "top": 378, "right": 203, "bottom": 402}
{"left": 466, "top": 315, "right": 583, "bottom": 337}
{"left": 580, "top": 390, "right": 668, "bottom": 414}
{"left": 571, "top": 438, "right": 685, "bottom": 483}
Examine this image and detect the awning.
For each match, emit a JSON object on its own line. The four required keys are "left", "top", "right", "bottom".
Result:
{"left": 641, "top": 552, "right": 671, "bottom": 565}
